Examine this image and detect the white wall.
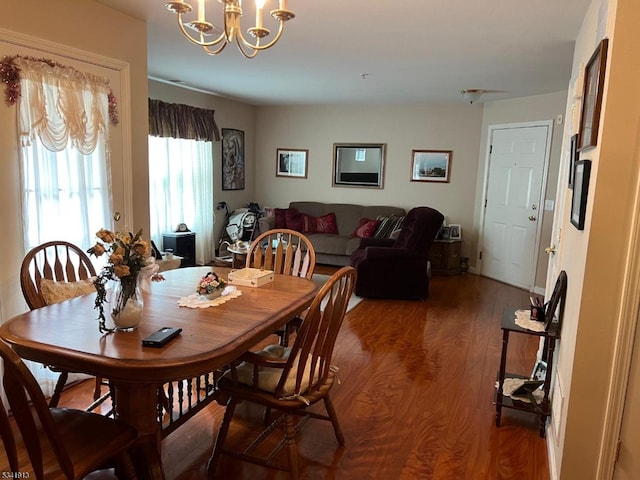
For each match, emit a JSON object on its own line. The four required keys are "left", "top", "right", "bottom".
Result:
{"left": 474, "top": 92, "right": 568, "bottom": 288}
{"left": 548, "top": 0, "right": 640, "bottom": 477}
{"left": 254, "top": 104, "right": 484, "bottom": 260}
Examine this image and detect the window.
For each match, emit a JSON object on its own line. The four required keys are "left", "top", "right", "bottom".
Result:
{"left": 148, "top": 136, "right": 214, "bottom": 265}
{"left": 22, "top": 139, "right": 111, "bottom": 252}
{"left": 15, "top": 56, "right": 114, "bottom": 253}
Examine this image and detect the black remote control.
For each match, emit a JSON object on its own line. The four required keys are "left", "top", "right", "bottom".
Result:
{"left": 142, "top": 327, "right": 182, "bottom": 348}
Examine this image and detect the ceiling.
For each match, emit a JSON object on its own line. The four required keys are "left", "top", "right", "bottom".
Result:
{"left": 96, "top": 0, "right": 591, "bottom": 106}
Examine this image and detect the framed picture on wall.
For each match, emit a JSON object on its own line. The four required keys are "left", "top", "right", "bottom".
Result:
{"left": 222, "top": 128, "right": 245, "bottom": 191}
{"left": 568, "top": 134, "right": 578, "bottom": 189}
{"left": 577, "top": 38, "right": 608, "bottom": 151}
{"left": 276, "top": 148, "right": 309, "bottom": 178}
{"left": 570, "top": 159, "right": 592, "bottom": 230}
{"left": 411, "top": 150, "right": 452, "bottom": 183}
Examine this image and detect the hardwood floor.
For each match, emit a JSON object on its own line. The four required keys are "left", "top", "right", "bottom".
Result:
{"left": 1, "top": 272, "right": 550, "bottom": 479}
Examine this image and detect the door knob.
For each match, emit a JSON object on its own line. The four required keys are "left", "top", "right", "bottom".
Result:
{"left": 528, "top": 215, "right": 537, "bottom": 221}
{"left": 545, "top": 246, "right": 557, "bottom": 254}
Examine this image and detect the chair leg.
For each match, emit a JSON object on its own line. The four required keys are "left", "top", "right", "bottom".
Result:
{"left": 323, "top": 395, "right": 344, "bottom": 445}
{"left": 115, "top": 451, "right": 138, "bottom": 479}
{"left": 207, "top": 397, "right": 237, "bottom": 477}
{"left": 93, "top": 376, "right": 103, "bottom": 400}
{"left": 48, "top": 371, "right": 68, "bottom": 408}
{"left": 283, "top": 413, "right": 299, "bottom": 480}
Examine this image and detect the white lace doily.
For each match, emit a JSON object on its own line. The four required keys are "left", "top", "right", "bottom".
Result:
{"left": 514, "top": 309, "right": 545, "bottom": 332}
{"left": 178, "top": 286, "right": 242, "bottom": 309}
{"left": 495, "top": 377, "right": 545, "bottom": 404}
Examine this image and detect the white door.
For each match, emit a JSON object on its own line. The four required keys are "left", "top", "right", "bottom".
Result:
{"left": 481, "top": 123, "right": 551, "bottom": 289}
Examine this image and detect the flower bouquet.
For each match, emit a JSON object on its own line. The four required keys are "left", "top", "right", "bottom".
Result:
{"left": 197, "top": 272, "right": 227, "bottom": 299}
{"left": 88, "top": 228, "right": 150, "bottom": 333}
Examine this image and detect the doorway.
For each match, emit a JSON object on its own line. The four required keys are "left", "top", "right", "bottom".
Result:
{"left": 480, "top": 121, "right": 552, "bottom": 290}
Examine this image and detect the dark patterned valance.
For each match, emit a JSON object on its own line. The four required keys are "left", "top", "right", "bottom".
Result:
{"left": 148, "top": 98, "right": 220, "bottom": 141}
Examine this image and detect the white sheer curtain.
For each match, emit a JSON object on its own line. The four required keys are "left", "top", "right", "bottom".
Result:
{"left": 17, "top": 57, "right": 112, "bottom": 252}
{"left": 148, "top": 136, "right": 214, "bottom": 265}
{"left": 15, "top": 57, "right": 113, "bottom": 393}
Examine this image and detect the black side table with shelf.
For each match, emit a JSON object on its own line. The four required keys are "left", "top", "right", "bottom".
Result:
{"left": 494, "top": 307, "right": 560, "bottom": 438}
{"left": 162, "top": 232, "right": 196, "bottom": 267}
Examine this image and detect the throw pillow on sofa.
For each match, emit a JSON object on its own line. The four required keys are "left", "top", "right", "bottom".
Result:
{"left": 273, "top": 207, "right": 304, "bottom": 231}
{"left": 374, "top": 214, "right": 405, "bottom": 239}
{"left": 317, "top": 213, "right": 338, "bottom": 234}
{"left": 285, "top": 208, "right": 304, "bottom": 231}
{"left": 303, "top": 212, "right": 339, "bottom": 235}
{"left": 352, "top": 218, "right": 381, "bottom": 238}
{"left": 274, "top": 208, "right": 288, "bottom": 229}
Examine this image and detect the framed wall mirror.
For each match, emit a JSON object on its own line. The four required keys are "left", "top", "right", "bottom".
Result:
{"left": 332, "top": 143, "right": 386, "bottom": 188}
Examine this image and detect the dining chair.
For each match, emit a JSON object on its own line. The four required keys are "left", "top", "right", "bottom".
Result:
{"left": 245, "top": 228, "right": 316, "bottom": 346}
{"left": 20, "top": 240, "right": 111, "bottom": 410}
{"left": 0, "top": 338, "right": 138, "bottom": 479}
{"left": 207, "top": 266, "right": 356, "bottom": 480}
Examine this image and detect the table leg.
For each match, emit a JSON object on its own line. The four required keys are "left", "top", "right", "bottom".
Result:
{"left": 113, "top": 382, "right": 165, "bottom": 480}
{"left": 495, "top": 329, "right": 510, "bottom": 427}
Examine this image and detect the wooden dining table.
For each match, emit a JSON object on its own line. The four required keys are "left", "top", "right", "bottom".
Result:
{"left": 0, "top": 266, "right": 317, "bottom": 479}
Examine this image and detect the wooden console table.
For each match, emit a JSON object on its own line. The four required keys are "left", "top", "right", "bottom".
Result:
{"left": 429, "top": 239, "right": 461, "bottom": 275}
{"left": 494, "top": 307, "right": 560, "bottom": 437}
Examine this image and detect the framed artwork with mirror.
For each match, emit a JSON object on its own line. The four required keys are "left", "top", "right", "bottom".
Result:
{"left": 332, "top": 143, "right": 386, "bottom": 188}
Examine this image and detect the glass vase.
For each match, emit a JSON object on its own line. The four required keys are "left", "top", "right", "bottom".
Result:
{"left": 111, "top": 275, "right": 144, "bottom": 332}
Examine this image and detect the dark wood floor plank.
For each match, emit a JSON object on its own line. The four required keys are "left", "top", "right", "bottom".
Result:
{"left": 0, "top": 272, "right": 550, "bottom": 479}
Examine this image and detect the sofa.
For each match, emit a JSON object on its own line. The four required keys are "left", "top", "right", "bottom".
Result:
{"left": 259, "top": 201, "right": 406, "bottom": 266}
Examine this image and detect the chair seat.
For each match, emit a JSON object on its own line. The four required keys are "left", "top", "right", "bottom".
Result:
{"left": 51, "top": 408, "right": 137, "bottom": 474}
{"left": 218, "top": 368, "right": 337, "bottom": 409}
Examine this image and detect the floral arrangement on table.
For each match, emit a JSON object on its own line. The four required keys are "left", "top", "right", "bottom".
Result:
{"left": 197, "top": 272, "right": 227, "bottom": 298}
{"left": 88, "top": 228, "right": 151, "bottom": 333}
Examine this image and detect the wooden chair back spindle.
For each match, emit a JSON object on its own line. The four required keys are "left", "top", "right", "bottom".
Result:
{"left": 246, "top": 229, "right": 316, "bottom": 280}
{"left": 20, "top": 241, "right": 97, "bottom": 311}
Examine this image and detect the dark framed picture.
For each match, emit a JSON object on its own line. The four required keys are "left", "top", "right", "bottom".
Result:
{"left": 571, "top": 160, "right": 592, "bottom": 230}
{"left": 578, "top": 38, "right": 608, "bottom": 151}
{"left": 276, "top": 148, "right": 308, "bottom": 178}
{"left": 438, "top": 226, "right": 451, "bottom": 240}
{"left": 531, "top": 360, "right": 548, "bottom": 382}
{"left": 449, "top": 224, "right": 461, "bottom": 240}
{"left": 569, "top": 134, "right": 578, "bottom": 189}
{"left": 222, "top": 128, "right": 245, "bottom": 191}
{"left": 411, "top": 150, "right": 452, "bottom": 183}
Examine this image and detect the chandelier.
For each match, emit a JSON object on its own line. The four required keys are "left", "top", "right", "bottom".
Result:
{"left": 165, "top": 0, "right": 295, "bottom": 59}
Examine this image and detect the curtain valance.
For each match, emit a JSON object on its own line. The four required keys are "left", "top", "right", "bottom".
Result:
{"left": 1, "top": 55, "right": 117, "bottom": 155}
{"left": 148, "top": 98, "right": 220, "bottom": 142}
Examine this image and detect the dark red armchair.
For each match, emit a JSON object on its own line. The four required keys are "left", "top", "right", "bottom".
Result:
{"left": 350, "top": 206, "right": 444, "bottom": 299}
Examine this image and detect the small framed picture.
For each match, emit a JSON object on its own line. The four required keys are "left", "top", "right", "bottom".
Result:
{"left": 438, "top": 226, "right": 451, "bottom": 240}
{"left": 449, "top": 224, "right": 461, "bottom": 240}
{"left": 411, "top": 150, "right": 452, "bottom": 183}
{"left": 531, "top": 360, "right": 548, "bottom": 382}
{"left": 276, "top": 148, "right": 308, "bottom": 178}
{"left": 571, "top": 159, "right": 592, "bottom": 230}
